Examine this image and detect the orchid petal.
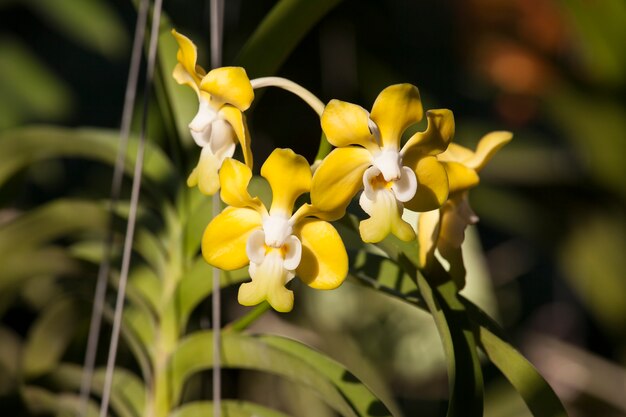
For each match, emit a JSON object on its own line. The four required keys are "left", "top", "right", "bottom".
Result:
{"left": 246, "top": 229, "right": 266, "bottom": 265}
{"left": 310, "top": 147, "right": 371, "bottom": 219}
{"left": 171, "top": 29, "right": 203, "bottom": 92}
{"left": 417, "top": 209, "right": 441, "bottom": 267}
{"left": 402, "top": 109, "right": 455, "bottom": 158}
{"left": 219, "top": 158, "right": 265, "bottom": 213}
{"left": 392, "top": 166, "right": 418, "bottom": 202}
{"left": 403, "top": 155, "right": 449, "bottom": 212}
{"left": 443, "top": 161, "right": 479, "bottom": 195}
{"left": 219, "top": 104, "right": 253, "bottom": 168}
{"left": 439, "top": 131, "right": 512, "bottom": 171}
{"left": 359, "top": 190, "right": 416, "bottom": 242}
{"left": 295, "top": 219, "right": 348, "bottom": 290}
{"left": 463, "top": 131, "right": 512, "bottom": 172}
{"left": 188, "top": 147, "right": 223, "bottom": 196}
{"left": 370, "top": 84, "right": 423, "bottom": 149}
{"left": 202, "top": 207, "right": 262, "bottom": 270}
{"left": 189, "top": 99, "right": 218, "bottom": 146}
{"left": 200, "top": 67, "right": 254, "bottom": 111}
{"left": 261, "top": 148, "right": 312, "bottom": 216}
{"left": 439, "top": 195, "right": 478, "bottom": 250}
{"left": 239, "top": 251, "right": 294, "bottom": 312}
{"left": 321, "top": 100, "right": 379, "bottom": 153}
{"left": 282, "top": 235, "right": 302, "bottom": 271}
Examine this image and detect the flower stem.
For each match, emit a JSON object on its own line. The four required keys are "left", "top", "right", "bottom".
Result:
{"left": 250, "top": 77, "right": 331, "bottom": 160}
{"left": 250, "top": 76, "right": 325, "bottom": 116}
{"left": 224, "top": 302, "right": 271, "bottom": 332}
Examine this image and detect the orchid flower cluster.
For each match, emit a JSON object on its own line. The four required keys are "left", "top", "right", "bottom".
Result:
{"left": 172, "top": 30, "right": 511, "bottom": 312}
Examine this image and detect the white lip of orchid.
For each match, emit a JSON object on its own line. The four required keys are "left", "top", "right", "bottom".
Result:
{"left": 189, "top": 98, "right": 218, "bottom": 147}
{"left": 245, "top": 215, "right": 302, "bottom": 273}
{"left": 262, "top": 214, "right": 294, "bottom": 248}
{"left": 363, "top": 150, "right": 418, "bottom": 203}
{"left": 372, "top": 148, "right": 403, "bottom": 181}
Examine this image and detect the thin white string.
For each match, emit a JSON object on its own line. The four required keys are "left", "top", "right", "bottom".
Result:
{"left": 210, "top": 0, "right": 224, "bottom": 416}
{"left": 78, "top": 0, "right": 149, "bottom": 415}
{"left": 97, "top": 0, "right": 163, "bottom": 416}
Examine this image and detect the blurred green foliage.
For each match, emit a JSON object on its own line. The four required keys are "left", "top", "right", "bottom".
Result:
{"left": 0, "top": 0, "right": 625, "bottom": 416}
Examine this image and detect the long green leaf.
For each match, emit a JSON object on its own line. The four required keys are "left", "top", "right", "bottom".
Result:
{"left": 0, "top": 126, "right": 179, "bottom": 200}
{"left": 170, "top": 400, "right": 292, "bottom": 417}
{"left": 50, "top": 364, "right": 145, "bottom": 417}
{"left": 235, "top": 0, "right": 344, "bottom": 77}
{"left": 260, "top": 336, "right": 399, "bottom": 417}
{"left": 174, "top": 258, "right": 249, "bottom": 331}
{"left": 21, "top": 385, "right": 100, "bottom": 417}
{"left": 22, "top": 298, "right": 81, "bottom": 379}
{"left": 25, "top": 0, "right": 128, "bottom": 58}
{"left": 461, "top": 297, "right": 569, "bottom": 417}
{"left": 415, "top": 263, "right": 484, "bottom": 417}
{"left": 169, "top": 332, "right": 359, "bottom": 417}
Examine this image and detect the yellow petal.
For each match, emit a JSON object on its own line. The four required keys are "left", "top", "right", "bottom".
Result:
{"left": 219, "top": 158, "right": 265, "bottom": 213}
{"left": 438, "top": 131, "right": 512, "bottom": 172}
{"left": 417, "top": 209, "right": 441, "bottom": 267}
{"left": 295, "top": 219, "right": 348, "bottom": 290}
{"left": 403, "top": 155, "right": 449, "bottom": 212}
{"left": 196, "top": 148, "right": 221, "bottom": 195}
{"left": 370, "top": 84, "right": 423, "bottom": 148}
{"left": 200, "top": 67, "right": 254, "bottom": 111}
{"left": 310, "top": 147, "right": 372, "bottom": 219}
{"left": 464, "top": 131, "right": 512, "bottom": 172}
{"left": 171, "top": 29, "right": 203, "bottom": 91}
{"left": 202, "top": 207, "right": 262, "bottom": 270}
{"left": 219, "top": 105, "right": 253, "bottom": 169}
{"left": 402, "top": 109, "right": 455, "bottom": 158}
{"left": 443, "top": 161, "right": 480, "bottom": 195}
{"left": 261, "top": 148, "right": 312, "bottom": 216}
{"left": 320, "top": 99, "right": 379, "bottom": 152}
{"left": 359, "top": 191, "right": 416, "bottom": 243}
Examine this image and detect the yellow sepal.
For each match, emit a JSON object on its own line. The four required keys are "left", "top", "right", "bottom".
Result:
{"left": 370, "top": 84, "right": 423, "bottom": 148}
{"left": 310, "top": 147, "right": 371, "bottom": 219}
{"left": 200, "top": 67, "right": 254, "bottom": 111}
{"left": 219, "top": 158, "right": 265, "bottom": 213}
{"left": 402, "top": 109, "right": 455, "bottom": 158}
{"left": 219, "top": 105, "right": 253, "bottom": 168}
{"left": 202, "top": 207, "right": 262, "bottom": 270}
{"left": 261, "top": 148, "right": 312, "bottom": 216}
{"left": 403, "top": 155, "right": 449, "bottom": 212}
{"left": 295, "top": 219, "right": 348, "bottom": 290}
{"left": 321, "top": 100, "right": 378, "bottom": 152}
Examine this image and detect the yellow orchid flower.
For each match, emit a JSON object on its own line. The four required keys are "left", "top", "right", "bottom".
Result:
{"left": 418, "top": 131, "right": 512, "bottom": 285}
{"left": 171, "top": 29, "right": 254, "bottom": 195}
{"left": 202, "top": 149, "right": 348, "bottom": 312}
{"left": 311, "top": 84, "right": 455, "bottom": 243}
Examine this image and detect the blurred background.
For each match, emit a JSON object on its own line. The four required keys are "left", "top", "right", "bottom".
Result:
{"left": 0, "top": 0, "right": 624, "bottom": 416}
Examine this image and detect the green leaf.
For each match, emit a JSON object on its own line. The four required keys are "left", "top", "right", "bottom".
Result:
{"left": 0, "top": 200, "right": 108, "bottom": 257}
{"left": 260, "top": 336, "right": 399, "bottom": 417}
{"left": 415, "top": 262, "right": 484, "bottom": 417}
{"left": 0, "top": 326, "right": 21, "bottom": 395}
{"left": 461, "top": 297, "right": 569, "bottom": 417}
{"left": 21, "top": 385, "right": 100, "bottom": 417}
{"left": 22, "top": 298, "right": 81, "bottom": 379}
{"left": 235, "top": 0, "right": 344, "bottom": 77}
{"left": 0, "top": 38, "right": 72, "bottom": 128}
{"left": 26, "top": 0, "right": 128, "bottom": 58}
{"left": 174, "top": 258, "right": 249, "bottom": 331}
{"left": 0, "top": 126, "right": 179, "bottom": 200}
{"left": 169, "top": 332, "right": 359, "bottom": 417}
{"left": 170, "top": 400, "right": 292, "bottom": 417}
{"left": 50, "top": 363, "right": 145, "bottom": 417}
